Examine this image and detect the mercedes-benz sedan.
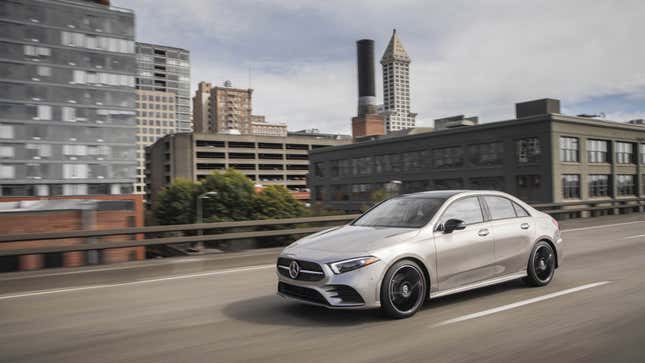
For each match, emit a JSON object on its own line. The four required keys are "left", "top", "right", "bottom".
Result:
{"left": 277, "top": 190, "right": 563, "bottom": 318}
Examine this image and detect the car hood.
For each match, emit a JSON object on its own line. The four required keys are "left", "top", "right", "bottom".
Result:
{"left": 282, "top": 224, "right": 419, "bottom": 260}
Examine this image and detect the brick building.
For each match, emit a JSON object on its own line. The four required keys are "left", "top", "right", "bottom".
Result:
{"left": 191, "top": 81, "right": 287, "bottom": 136}
{"left": 0, "top": 194, "right": 144, "bottom": 272}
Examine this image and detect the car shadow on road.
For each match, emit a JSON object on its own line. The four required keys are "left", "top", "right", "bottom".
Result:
{"left": 222, "top": 279, "right": 530, "bottom": 327}
{"left": 222, "top": 294, "right": 385, "bottom": 327}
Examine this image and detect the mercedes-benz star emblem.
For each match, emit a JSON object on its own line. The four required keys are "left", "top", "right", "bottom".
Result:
{"left": 288, "top": 261, "right": 300, "bottom": 279}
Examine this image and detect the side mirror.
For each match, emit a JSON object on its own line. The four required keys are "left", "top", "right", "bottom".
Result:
{"left": 443, "top": 219, "right": 466, "bottom": 233}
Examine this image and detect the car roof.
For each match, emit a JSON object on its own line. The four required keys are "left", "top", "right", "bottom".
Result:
{"left": 400, "top": 190, "right": 469, "bottom": 199}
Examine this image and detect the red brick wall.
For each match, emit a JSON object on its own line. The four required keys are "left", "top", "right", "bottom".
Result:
{"left": 352, "top": 115, "right": 385, "bottom": 139}
{"left": 0, "top": 195, "right": 145, "bottom": 271}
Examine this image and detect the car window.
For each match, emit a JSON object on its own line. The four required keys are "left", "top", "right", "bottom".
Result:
{"left": 484, "top": 196, "right": 516, "bottom": 220}
{"left": 440, "top": 197, "right": 483, "bottom": 225}
{"left": 352, "top": 197, "right": 445, "bottom": 228}
{"left": 512, "top": 202, "right": 529, "bottom": 217}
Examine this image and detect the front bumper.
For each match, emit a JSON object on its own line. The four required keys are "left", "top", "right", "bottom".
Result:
{"left": 276, "top": 257, "right": 382, "bottom": 309}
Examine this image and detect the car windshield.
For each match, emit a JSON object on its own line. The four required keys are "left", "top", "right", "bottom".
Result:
{"left": 352, "top": 197, "right": 446, "bottom": 228}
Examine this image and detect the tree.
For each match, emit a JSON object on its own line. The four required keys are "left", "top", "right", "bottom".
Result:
{"left": 199, "top": 169, "right": 257, "bottom": 222}
{"left": 253, "top": 185, "right": 308, "bottom": 220}
{"left": 154, "top": 169, "right": 309, "bottom": 226}
{"left": 155, "top": 178, "right": 199, "bottom": 225}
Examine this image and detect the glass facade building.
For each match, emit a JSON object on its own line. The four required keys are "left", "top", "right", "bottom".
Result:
{"left": 135, "top": 42, "right": 190, "bottom": 133}
{"left": 0, "top": 0, "right": 137, "bottom": 197}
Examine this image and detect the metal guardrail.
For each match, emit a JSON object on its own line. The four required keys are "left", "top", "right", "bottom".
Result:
{"left": 0, "top": 198, "right": 643, "bottom": 258}
{"left": 532, "top": 197, "right": 644, "bottom": 215}
{"left": 0, "top": 214, "right": 360, "bottom": 257}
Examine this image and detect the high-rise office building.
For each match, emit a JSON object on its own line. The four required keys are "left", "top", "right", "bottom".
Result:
{"left": 191, "top": 80, "right": 287, "bottom": 136}
{"left": 381, "top": 29, "right": 416, "bottom": 132}
{"left": 133, "top": 90, "right": 177, "bottom": 193}
{"left": 0, "top": 0, "right": 137, "bottom": 197}
{"left": 135, "top": 42, "right": 190, "bottom": 132}
{"left": 192, "top": 81, "right": 212, "bottom": 133}
{"left": 134, "top": 43, "right": 190, "bottom": 195}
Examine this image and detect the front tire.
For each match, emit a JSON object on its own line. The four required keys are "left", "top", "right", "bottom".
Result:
{"left": 524, "top": 241, "right": 556, "bottom": 287}
{"left": 380, "top": 259, "right": 427, "bottom": 319}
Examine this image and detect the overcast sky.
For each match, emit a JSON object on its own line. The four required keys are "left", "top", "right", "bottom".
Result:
{"left": 118, "top": 0, "right": 645, "bottom": 134}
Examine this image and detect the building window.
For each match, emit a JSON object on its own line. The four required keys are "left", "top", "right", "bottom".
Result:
{"left": 615, "top": 142, "right": 634, "bottom": 164}
{"left": 63, "top": 164, "right": 88, "bottom": 179}
{"left": 37, "top": 66, "right": 51, "bottom": 77}
{"left": 559, "top": 137, "right": 579, "bottom": 162}
{"left": 468, "top": 142, "right": 504, "bottom": 166}
{"left": 0, "top": 164, "right": 15, "bottom": 178}
{"left": 640, "top": 144, "right": 645, "bottom": 163}
{"left": 561, "top": 174, "right": 580, "bottom": 199}
{"left": 587, "top": 139, "right": 609, "bottom": 163}
{"left": 314, "top": 162, "right": 325, "bottom": 177}
{"left": 63, "top": 184, "right": 88, "bottom": 196}
{"left": 433, "top": 178, "right": 463, "bottom": 190}
{"left": 350, "top": 184, "right": 373, "bottom": 201}
{"left": 0, "top": 124, "right": 14, "bottom": 139}
{"left": 588, "top": 174, "right": 610, "bottom": 198}
{"left": 36, "top": 105, "right": 51, "bottom": 120}
{"left": 331, "top": 184, "right": 349, "bottom": 201}
{"left": 517, "top": 137, "right": 541, "bottom": 164}
{"left": 62, "top": 107, "right": 76, "bottom": 122}
{"left": 433, "top": 146, "right": 463, "bottom": 169}
{"left": 0, "top": 146, "right": 14, "bottom": 158}
{"left": 616, "top": 175, "right": 635, "bottom": 196}
{"left": 469, "top": 176, "right": 505, "bottom": 191}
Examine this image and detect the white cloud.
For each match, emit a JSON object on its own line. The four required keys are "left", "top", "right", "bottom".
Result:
{"left": 121, "top": 0, "right": 645, "bottom": 132}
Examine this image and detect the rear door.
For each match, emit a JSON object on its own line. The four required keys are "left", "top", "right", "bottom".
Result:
{"left": 482, "top": 196, "right": 533, "bottom": 275}
{"left": 434, "top": 196, "right": 496, "bottom": 291}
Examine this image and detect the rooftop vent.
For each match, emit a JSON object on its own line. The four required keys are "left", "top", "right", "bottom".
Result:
{"left": 515, "top": 98, "right": 561, "bottom": 118}
{"left": 434, "top": 115, "right": 479, "bottom": 130}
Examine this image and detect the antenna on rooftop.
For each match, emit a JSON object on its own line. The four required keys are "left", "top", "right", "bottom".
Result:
{"left": 248, "top": 62, "right": 253, "bottom": 89}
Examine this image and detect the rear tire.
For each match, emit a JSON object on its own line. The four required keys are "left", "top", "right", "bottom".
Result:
{"left": 380, "top": 259, "right": 427, "bottom": 319}
{"left": 524, "top": 241, "right": 556, "bottom": 287}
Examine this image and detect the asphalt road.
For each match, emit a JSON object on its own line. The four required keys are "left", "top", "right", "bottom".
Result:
{"left": 1, "top": 214, "right": 645, "bottom": 363}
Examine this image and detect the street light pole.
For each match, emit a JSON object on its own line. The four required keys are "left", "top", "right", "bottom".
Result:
{"left": 192, "top": 191, "right": 218, "bottom": 252}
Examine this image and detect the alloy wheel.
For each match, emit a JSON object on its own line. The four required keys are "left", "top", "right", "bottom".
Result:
{"left": 533, "top": 244, "right": 555, "bottom": 283}
{"left": 388, "top": 265, "right": 425, "bottom": 315}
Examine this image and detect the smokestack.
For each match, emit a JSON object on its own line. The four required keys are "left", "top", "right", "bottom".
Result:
{"left": 356, "top": 39, "right": 377, "bottom": 116}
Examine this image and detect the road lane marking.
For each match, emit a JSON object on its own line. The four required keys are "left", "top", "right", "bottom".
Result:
{"left": 0, "top": 264, "right": 275, "bottom": 301}
{"left": 561, "top": 220, "right": 644, "bottom": 233}
{"left": 433, "top": 281, "right": 611, "bottom": 327}
{"left": 625, "top": 234, "right": 645, "bottom": 239}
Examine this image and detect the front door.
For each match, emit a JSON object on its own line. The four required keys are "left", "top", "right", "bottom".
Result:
{"left": 434, "top": 196, "right": 496, "bottom": 291}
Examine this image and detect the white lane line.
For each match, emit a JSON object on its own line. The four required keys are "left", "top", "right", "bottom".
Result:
{"left": 561, "top": 220, "right": 644, "bottom": 233}
{"left": 433, "top": 281, "right": 611, "bottom": 327}
{"left": 0, "top": 264, "right": 274, "bottom": 301}
{"left": 625, "top": 234, "right": 645, "bottom": 239}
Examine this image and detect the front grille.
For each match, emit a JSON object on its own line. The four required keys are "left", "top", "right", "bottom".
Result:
{"left": 276, "top": 257, "right": 325, "bottom": 281}
{"left": 325, "top": 285, "right": 365, "bottom": 304}
{"left": 278, "top": 282, "right": 329, "bottom": 305}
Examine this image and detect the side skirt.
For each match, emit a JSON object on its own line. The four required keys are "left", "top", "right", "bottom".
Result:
{"left": 429, "top": 271, "right": 527, "bottom": 299}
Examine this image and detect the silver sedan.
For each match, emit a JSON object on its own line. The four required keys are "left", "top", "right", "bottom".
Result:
{"left": 277, "top": 190, "right": 563, "bottom": 318}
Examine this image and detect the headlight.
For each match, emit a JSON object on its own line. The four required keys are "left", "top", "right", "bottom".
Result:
{"left": 328, "top": 256, "right": 380, "bottom": 274}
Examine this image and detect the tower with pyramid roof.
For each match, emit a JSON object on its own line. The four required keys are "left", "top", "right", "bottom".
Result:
{"left": 381, "top": 29, "right": 416, "bottom": 132}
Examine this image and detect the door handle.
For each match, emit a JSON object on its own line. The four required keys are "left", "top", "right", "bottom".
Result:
{"left": 521, "top": 223, "right": 530, "bottom": 230}
{"left": 478, "top": 229, "right": 490, "bottom": 237}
